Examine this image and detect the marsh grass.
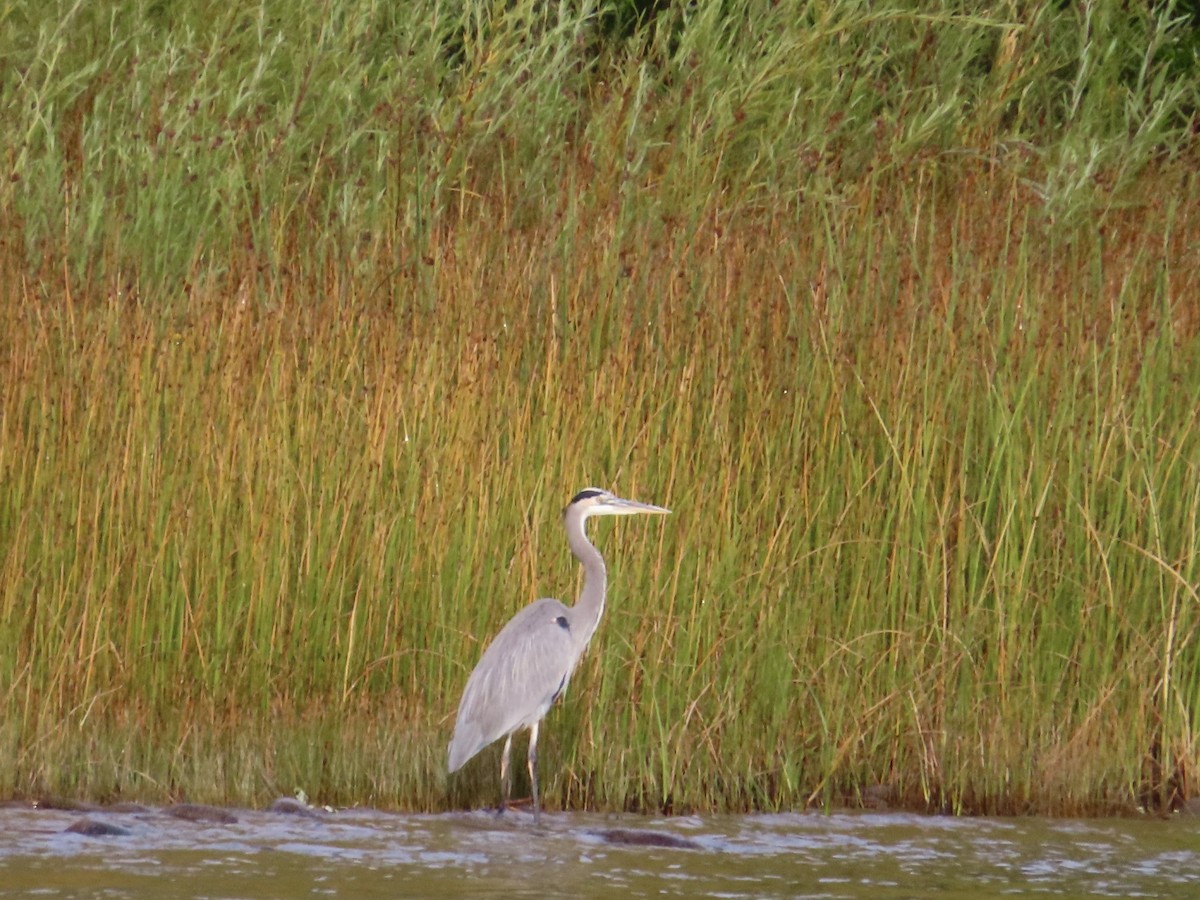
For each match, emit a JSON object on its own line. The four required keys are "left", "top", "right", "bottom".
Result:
{"left": 2, "top": 0, "right": 1200, "bottom": 814}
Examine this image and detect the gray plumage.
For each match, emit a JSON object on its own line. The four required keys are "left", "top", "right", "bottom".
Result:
{"left": 448, "top": 488, "right": 669, "bottom": 821}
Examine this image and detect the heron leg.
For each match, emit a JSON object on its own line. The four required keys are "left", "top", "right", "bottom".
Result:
{"left": 499, "top": 734, "right": 513, "bottom": 814}
{"left": 528, "top": 720, "right": 541, "bottom": 824}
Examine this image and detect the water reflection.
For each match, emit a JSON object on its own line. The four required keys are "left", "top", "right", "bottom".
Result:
{"left": 0, "top": 804, "right": 1198, "bottom": 897}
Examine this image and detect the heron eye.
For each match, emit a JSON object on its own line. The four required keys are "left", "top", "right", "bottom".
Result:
{"left": 554, "top": 616, "right": 569, "bottom": 631}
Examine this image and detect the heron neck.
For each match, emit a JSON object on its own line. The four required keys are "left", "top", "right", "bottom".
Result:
{"left": 566, "top": 508, "right": 607, "bottom": 646}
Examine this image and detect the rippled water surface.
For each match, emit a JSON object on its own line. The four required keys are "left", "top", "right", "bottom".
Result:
{"left": 1, "top": 804, "right": 1199, "bottom": 897}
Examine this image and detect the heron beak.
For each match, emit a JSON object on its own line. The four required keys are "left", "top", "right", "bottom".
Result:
{"left": 613, "top": 497, "right": 671, "bottom": 516}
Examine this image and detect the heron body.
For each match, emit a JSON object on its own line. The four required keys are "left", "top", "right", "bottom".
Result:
{"left": 447, "top": 488, "right": 669, "bottom": 821}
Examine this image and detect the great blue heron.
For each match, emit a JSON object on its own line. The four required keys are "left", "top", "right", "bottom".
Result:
{"left": 448, "top": 488, "right": 670, "bottom": 821}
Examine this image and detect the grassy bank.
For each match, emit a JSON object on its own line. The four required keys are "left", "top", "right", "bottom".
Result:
{"left": 2, "top": 0, "right": 1200, "bottom": 815}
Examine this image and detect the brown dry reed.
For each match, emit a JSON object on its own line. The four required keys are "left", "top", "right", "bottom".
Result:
{"left": 2, "top": 0, "right": 1200, "bottom": 815}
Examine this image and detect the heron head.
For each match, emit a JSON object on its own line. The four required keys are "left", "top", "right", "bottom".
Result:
{"left": 566, "top": 487, "right": 671, "bottom": 520}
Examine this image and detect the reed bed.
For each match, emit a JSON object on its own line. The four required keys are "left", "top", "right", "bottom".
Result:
{"left": 2, "top": 0, "right": 1199, "bottom": 815}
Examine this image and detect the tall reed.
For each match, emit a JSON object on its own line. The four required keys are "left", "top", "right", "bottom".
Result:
{"left": 1, "top": 0, "right": 1198, "bottom": 813}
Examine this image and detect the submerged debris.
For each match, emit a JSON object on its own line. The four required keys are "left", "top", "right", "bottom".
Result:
{"left": 34, "top": 797, "right": 101, "bottom": 812}
{"left": 106, "top": 802, "right": 151, "bottom": 814}
{"left": 591, "top": 827, "right": 702, "bottom": 850}
{"left": 165, "top": 803, "right": 238, "bottom": 825}
{"left": 267, "top": 796, "right": 325, "bottom": 819}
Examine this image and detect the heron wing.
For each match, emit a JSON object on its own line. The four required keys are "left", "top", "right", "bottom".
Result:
{"left": 448, "top": 597, "right": 580, "bottom": 772}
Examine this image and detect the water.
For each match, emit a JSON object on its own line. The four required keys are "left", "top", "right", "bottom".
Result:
{"left": 1, "top": 804, "right": 1199, "bottom": 897}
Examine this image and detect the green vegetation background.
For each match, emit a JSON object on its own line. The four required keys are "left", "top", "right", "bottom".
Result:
{"left": 2, "top": 0, "right": 1200, "bottom": 815}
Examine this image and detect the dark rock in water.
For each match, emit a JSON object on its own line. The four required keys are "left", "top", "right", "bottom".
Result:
{"left": 592, "top": 828, "right": 702, "bottom": 850}
{"left": 65, "top": 818, "right": 132, "bottom": 837}
{"left": 267, "top": 797, "right": 325, "bottom": 819}
{"left": 166, "top": 803, "right": 238, "bottom": 824}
